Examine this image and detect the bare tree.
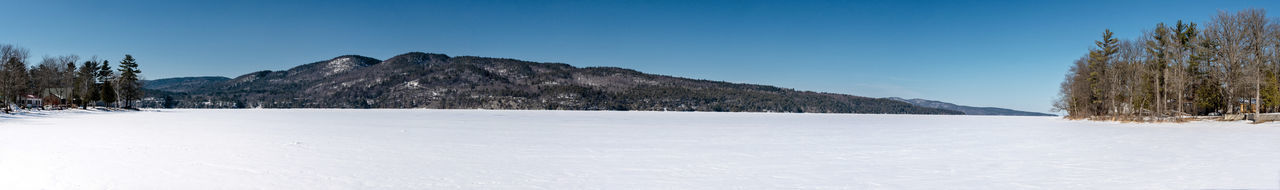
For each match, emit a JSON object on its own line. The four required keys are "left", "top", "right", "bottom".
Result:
{"left": 1206, "top": 10, "right": 1246, "bottom": 113}
{"left": 0, "top": 44, "right": 29, "bottom": 66}
{"left": 0, "top": 44, "right": 30, "bottom": 108}
{"left": 1, "top": 57, "right": 29, "bottom": 108}
{"left": 1117, "top": 39, "right": 1146, "bottom": 118}
{"left": 1236, "top": 9, "right": 1270, "bottom": 115}
{"left": 1164, "top": 23, "right": 1193, "bottom": 116}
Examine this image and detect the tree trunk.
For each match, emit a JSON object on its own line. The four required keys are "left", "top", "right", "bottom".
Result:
{"left": 1156, "top": 74, "right": 1162, "bottom": 117}
{"left": 1177, "top": 92, "right": 1184, "bottom": 116}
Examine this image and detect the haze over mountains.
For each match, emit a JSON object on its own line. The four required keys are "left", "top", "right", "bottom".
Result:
{"left": 140, "top": 52, "right": 1031, "bottom": 115}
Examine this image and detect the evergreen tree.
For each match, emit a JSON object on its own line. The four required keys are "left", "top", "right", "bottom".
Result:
{"left": 1145, "top": 23, "right": 1172, "bottom": 117}
{"left": 1169, "top": 20, "right": 1197, "bottom": 115}
{"left": 1191, "top": 26, "right": 1222, "bottom": 114}
{"left": 78, "top": 61, "right": 100, "bottom": 108}
{"left": 117, "top": 54, "right": 142, "bottom": 108}
{"left": 1261, "top": 72, "right": 1280, "bottom": 112}
{"left": 163, "top": 95, "right": 175, "bottom": 108}
{"left": 0, "top": 57, "right": 29, "bottom": 108}
{"left": 66, "top": 61, "right": 78, "bottom": 106}
{"left": 1088, "top": 29, "right": 1119, "bottom": 116}
{"left": 97, "top": 60, "right": 115, "bottom": 107}
{"left": 101, "top": 81, "right": 116, "bottom": 107}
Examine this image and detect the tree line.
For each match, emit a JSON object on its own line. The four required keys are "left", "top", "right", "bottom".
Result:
{"left": 1054, "top": 9, "right": 1280, "bottom": 121}
{"left": 0, "top": 44, "right": 143, "bottom": 112}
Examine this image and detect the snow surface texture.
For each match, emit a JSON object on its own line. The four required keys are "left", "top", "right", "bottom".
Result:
{"left": 2, "top": 109, "right": 1279, "bottom": 189}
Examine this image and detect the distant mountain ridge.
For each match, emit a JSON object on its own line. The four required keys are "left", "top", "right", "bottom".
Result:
{"left": 886, "top": 97, "right": 1054, "bottom": 116}
{"left": 140, "top": 52, "right": 962, "bottom": 115}
{"left": 142, "top": 76, "right": 232, "bottom": 93}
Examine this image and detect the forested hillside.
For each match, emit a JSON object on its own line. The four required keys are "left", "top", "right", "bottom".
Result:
{"left": 143, "top": 76, "right": 230, "bottom": 93}
{"left": 144, "top": 53, "right": 961, "bottom": 114}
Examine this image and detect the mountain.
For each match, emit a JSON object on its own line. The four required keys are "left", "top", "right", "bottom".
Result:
{"left": 140, "top": 52, "right": 962, "bottom": 115}
{"left": 142, "top": 76, "right": 231, "bottom": 93}
{"left": 886, "top": 97, "right": 1054, "bottom": 116}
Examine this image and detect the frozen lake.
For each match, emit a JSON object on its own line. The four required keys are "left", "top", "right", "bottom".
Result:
{"left": 1, "top": 109, "right": 1278, "bottom": 189}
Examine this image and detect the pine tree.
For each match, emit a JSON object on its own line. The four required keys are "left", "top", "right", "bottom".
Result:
{"left": 101, "top": 81, "right": 115, "bottom": 107}
{"left": 1191, "top": 26, "right": 1222, "bottom": 114}
{"left": 65, "top": 61, "right": 77, "bottom": 106}
{"left": 1261, "top": 72, "right": 1280, "bottom": 112}
{"left": 1171, "top": 20, "right": 1197, "bottom": 115}
{"left": 1146, "top": 23, "right": 1171, "bottom": 117}
{"left": 78, "top": 61, "right": 100, "bottom": 108}
{"left": 1, "top": 57, "right": 29, "bottom": 109}
{"left": 116, "top": 54, "right": 142, "bottom": 108}
{"left": 1088, "top": 29, "right": 1119, "bottom": 117}
{"left": 97, "top": 60, "right": 115, "bottom": 107}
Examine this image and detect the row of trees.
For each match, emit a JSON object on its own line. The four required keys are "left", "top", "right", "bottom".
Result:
{"left": 0, "top": 44, "right": 143, "bottom": 110}
{"left": 1054, "top": 9, "right": 1280, "bottom": 120}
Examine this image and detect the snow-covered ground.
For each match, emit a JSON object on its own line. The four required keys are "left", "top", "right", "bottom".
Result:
{"left": 1, "top": 109, "right": 1279, "bottom": 189}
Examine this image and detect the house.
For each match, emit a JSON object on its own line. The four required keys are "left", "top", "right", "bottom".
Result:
{"left": 42, "top": 88, "right": 72, "bottom": 108}
{"left": 22, "top": 94, "right": 42, "bottom": 109}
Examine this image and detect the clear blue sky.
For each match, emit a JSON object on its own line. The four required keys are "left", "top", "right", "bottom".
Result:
{"left": 2, "top": 0, "right": 1278, "bottom": 113}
